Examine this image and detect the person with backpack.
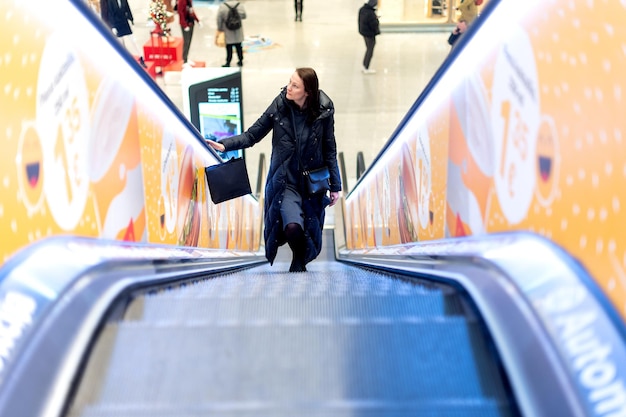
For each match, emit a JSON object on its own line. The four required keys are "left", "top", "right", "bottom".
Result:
{"left": 216, "top": 0, "right": 246, "bottom": 67}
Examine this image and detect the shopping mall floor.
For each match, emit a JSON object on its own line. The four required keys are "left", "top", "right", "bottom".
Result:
{"left": 124, "top": 0, "right": 453, "bottom": 190}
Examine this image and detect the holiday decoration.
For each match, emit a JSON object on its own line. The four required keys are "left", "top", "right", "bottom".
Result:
{"left": 149, "top": 0, "right": 171, "bottom": 36}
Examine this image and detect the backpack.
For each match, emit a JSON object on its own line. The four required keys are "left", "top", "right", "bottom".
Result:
{"left": 224, "top": 2, "right": 242, "bottom": 30}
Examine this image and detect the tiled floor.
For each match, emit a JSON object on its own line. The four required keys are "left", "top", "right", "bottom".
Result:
{"left": 122, "top": 0, "right": 452, "bottom": 192}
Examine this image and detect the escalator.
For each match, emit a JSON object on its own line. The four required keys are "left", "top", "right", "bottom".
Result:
{"left": 65, "top": 230, "right": 519, "bottom": 417}
{"left": 2, "top": 2, "right": 626, "bottom": 417}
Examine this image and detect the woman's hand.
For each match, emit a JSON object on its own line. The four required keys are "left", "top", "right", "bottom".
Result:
{"left": 206, "top": 139, "right": 225, "bottom": 152}
{"left": 455, "top": 20, "right": 467, "bottom": 34}
{"left": 328, "top": 191, "right": 341, "bottom": 207}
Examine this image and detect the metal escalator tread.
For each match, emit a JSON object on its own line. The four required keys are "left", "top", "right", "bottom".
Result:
{"left": 66, "top": 236, "right": 517, "bottom": 417}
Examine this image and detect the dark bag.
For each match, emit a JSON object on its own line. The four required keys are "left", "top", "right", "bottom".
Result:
{"left": 304, "top": 166, "right": 330, "bottom": 194}
{"left": 448, "top": 31, "right": 461, "bottom": 46}
{"left": 204, "top": 157, "right": 251, "bottom": 204}
{"left": 224, "top": 2, "right": 242, "bottom": 30}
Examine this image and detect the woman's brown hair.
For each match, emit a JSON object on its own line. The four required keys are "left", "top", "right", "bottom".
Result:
{"left": 296, "top": 67, "right": 321, "bottom": 124}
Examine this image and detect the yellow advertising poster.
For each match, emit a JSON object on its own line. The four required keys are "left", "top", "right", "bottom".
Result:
{"left": 395, "top": 113, "right": 449, "bottom": 244}
{"left": 137, "top": 114, "right": 197, "bottom": 246}
{"left": 343, "top": 1, "right": 626, "bottom": 317}
{"left": 446, "top": 1, "right": 626, "bottom": 315}
{"left": 346, "top": 93, "right": 450, "bottom": 250}
{"left": 0, "top": 1, "right": 262, "bottom": 266}
{"left": 1, "top": 2, "right": 147, "bottom": 263}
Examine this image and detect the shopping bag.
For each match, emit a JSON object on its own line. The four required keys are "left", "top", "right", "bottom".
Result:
{"left": 215, "top": 30, "right": 225, "bottom": 47}
{"left": 204, "top": 157, "right": 252, "bottom": 204}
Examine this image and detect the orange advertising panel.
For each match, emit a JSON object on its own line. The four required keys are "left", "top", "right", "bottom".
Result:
{"left": 0, "top": 2, "right": 144, "bottom": 263}
{"left": 346, "top": 94, "right": 450, "bottom": 249}
{"left": 0, "top": 1, "right": 261, "bottom": 266}
{"left": 344, "top": 1, "right": 626, "bottom": 318}
{"left": 446, "top": 1, "right": 626, "bottom": 316}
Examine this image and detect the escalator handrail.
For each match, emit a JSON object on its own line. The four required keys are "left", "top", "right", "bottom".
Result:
{"left": 0, "top": 236, "right": 266, "bottom": 417}
{"left": 337, "top": 231, "right": 626, "bottom": 417}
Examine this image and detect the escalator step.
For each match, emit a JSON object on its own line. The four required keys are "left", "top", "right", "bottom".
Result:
{"left": 129, "top": 293, "right": 466, "bottom": 322}
{"left": 72, "top": 402, "right": 513, "bottom": 417}
{"left": 67, "top": 253, "right": 514, "bottom": 417}
{"left": 69, "top": 318, "right": 511, "bottom": 411}
{"left": 125, "top": 270, "right": 467, "bottom": 323}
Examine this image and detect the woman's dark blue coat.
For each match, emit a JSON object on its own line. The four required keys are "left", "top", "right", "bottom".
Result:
{"left": 220, "top": 88, "right": 342, "bottom": 265}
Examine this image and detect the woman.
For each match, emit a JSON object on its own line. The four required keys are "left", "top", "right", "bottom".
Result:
{"left": 207, "top": 68, "right": 342, "bottom": 272}
{"left": 177, "top": 0, "right": 200, "bottom": 66}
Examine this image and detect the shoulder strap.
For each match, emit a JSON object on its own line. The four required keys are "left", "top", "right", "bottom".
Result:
{"left": 289, "top": 107, "right": 305, "bottom": 172}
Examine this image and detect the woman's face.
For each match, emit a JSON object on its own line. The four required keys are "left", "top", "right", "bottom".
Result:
{"left": 286, "top": 72, "right": 308, "bottom": 108}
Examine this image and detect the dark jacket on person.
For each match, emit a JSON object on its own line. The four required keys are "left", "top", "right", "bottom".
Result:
{"left": 220, "top": 88, "right": 342, "bottom": 265}
{"left": 358, "top": 3, "right": 380, "bottom": 38}
{"left": 100, "top": 0, "right": 134, "bottom": 37}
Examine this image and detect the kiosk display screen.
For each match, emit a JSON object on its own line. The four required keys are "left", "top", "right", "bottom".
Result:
{"left": 188, "top": 72, "right": 243, "bottom": 161}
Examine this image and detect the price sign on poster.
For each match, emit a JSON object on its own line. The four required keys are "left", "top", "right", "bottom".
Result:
{"left": 490, "top": 26, "right": 540, "bottom": 225}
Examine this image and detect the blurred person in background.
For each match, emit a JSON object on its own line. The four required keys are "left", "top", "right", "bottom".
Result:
{"left": 294, "top": 0, "right": 303, "bottom": 21}
{"left": 177, "top": 0, "right": 200, "bottom": 67}
{"left": 358, "top": 0, "right": 380, "bottom": 74}
{"left": 216, "top": 0, "right": 246, "bottom": 67}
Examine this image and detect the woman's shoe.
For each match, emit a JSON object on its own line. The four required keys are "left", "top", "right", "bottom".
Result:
{"left": 289, "top": 259, "right": 307, "bottom": 272}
